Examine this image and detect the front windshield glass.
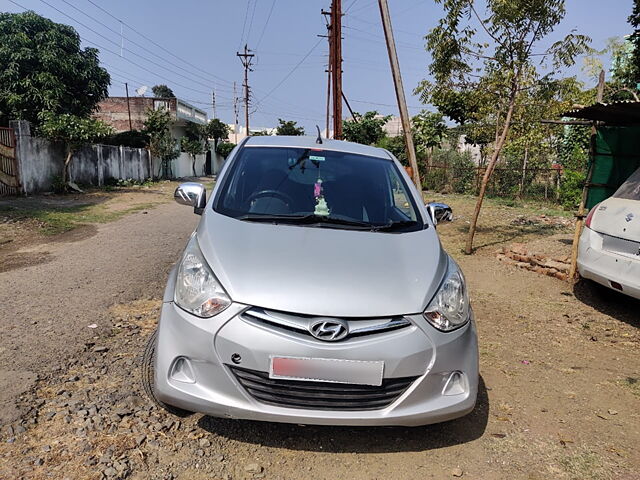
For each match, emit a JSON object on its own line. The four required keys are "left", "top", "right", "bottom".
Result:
{"left": 613, "top": 166, "right": 640, "bottom": 200}
{"left": 214, "top": 146, "right": 422, "bottom": 232}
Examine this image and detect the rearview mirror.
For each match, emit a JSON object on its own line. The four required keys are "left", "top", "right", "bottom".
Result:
{"left": 426, "top": 202, "right": 453, "bottom": 226}
{"left": 174, "top": 182, "right": 207, "bottom": 215}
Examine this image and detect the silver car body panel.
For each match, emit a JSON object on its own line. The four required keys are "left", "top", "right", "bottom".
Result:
{"left": 155, "top": 136, "right": 479, "bottom": 426}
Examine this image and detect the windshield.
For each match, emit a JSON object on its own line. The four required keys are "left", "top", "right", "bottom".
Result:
{"left": 214, "top": 146, "right": 422, "bottom": 232}
{"left": 613, "top": 166, "right": 640, "bottom": 200}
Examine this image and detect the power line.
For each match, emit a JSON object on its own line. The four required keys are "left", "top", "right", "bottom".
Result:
{"left": 57, "top": 0, "right": 233, "bottom": 91}
{"left": 238, "top": 0, "right": 252, "bottom": 50}
{"left": 35, "top": 0, "right": 226, "bottom": 92}
{"left": 253, "top": 38, "right": 324, "bottom": 109}
{"left": 246, "top": 0, "right": 259, "bottom": 45}
{"left": 82, "top": 0, "right": 234, "bottom": 87}
{"left": 255, "top": 0, "right": 276, "bottom": 51}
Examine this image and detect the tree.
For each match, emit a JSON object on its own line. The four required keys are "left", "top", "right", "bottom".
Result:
{"left": 0, "top": 12, "right": 110, "bottom": 126}
{"left": 180, "top": 121, "right": 206, "bottom": 176}
{"left": 276, "top": 119, "right": 305, "bottom": 136}
{"left": 418, "top": 0, "right": 590, "bottom": 254}
{"left": 151, "top": 84, "right": 175, "bottom": 98}
{"left": 204, "top": 118, "right": 229, "bottom": 153}
{"left": 144, "top": 107, "right": 179, "bottom": 178}
{"left": 251, "top": 130, "right": 271, "bottom": 136}
{"left": 38, "top": 112, "right": 113, "bottom": 187}
{"left": 343, "top": 111, "right": 390, "bottom": 145}
{"left": 412, "top": 111, "right": 447, "bottom": 168}
{"left": 216, "top": 141, "right": 236, "bottom": 159}
{"left": 628, "top": 0, "right": 640, "bottom": 84}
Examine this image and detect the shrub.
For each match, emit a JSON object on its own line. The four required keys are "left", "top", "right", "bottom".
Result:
{"left": 216, "top": 141, "right": 236, "bottom": 159}
{"left": 559, "top": 169, "right": 585, "bottom": 210}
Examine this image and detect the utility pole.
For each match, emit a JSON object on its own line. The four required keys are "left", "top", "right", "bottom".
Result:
{"left": 212, "top": 88, "right": 216, "bottom": 119}
{"left": 233, "top": 81, "right": 239, "bottom": 143}
{"left": 236, "top": 44, "right": 255, "bottom": 137}
{"left": 124, "top": 82, "right": 132, "bottom": 131}
{"left": 320, "top": 10, "right": 333, "bottom": 137}
{"left": 569, "top": 69, "right": 605, "bottom": 280}
{"left": 331, "top": 0, "right": 343, "bottom": 139}
{"left": 378, "top": 0, "right": 421, "bottom": 189}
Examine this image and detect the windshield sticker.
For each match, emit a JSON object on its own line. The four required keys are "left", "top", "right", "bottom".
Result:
{"left": 309, "top": 155, "right": 325, "bottom": 162}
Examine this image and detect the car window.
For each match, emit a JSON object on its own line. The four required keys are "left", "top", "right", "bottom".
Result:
{"left": 613, "top": 166, "right": 640, "bottom": 200}
{"left": 214, "top": 146, "right": 422, "bottom": 231}
{"left": 388, "top": 166, "right": 417, "bottom": 221}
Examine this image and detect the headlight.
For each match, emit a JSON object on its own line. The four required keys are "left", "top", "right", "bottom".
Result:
{"left": 174, "top": 236, "right": 231, "bottom": 317}
{"left": 423, "top": 260, "right": 470, "bottom": 332}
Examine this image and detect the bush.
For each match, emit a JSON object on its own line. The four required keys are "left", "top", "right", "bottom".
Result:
{"left": 216, "top": 141, "right": 236, "bottom": 159}
{"left": 102, "top": 130, "right": 149, "bottom": 148}
{"left": 559, "top": 169, "right": 585, "bottom": 210}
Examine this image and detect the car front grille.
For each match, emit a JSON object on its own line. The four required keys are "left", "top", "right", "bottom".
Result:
{"left": 229, "top": 366, "right": 417, "bottom": 411}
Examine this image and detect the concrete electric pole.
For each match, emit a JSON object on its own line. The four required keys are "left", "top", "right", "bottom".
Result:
{"left": 331, "top": 0, "right": 343, "bottom": 139}
{"left": 236, "top": 44, "right": 255, "bottom": 136}
{"left": 378, "top": 0, "right": 421, "bottom": 189}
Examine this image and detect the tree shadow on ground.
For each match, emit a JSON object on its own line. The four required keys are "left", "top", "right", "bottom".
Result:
{"left": 197, "top": 376, "right": 489, "bottom": 454}
{"left": 454, "top": 222, "right": 564, "bottom": 251}
{"left": 573, "top": 279, "right": 640, "bottom": 329}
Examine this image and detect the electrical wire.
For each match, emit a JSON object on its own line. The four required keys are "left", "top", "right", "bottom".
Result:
{"left": 82, "top": 0, "right": 234, "bottom": 86}
{"left": 255, "top": 0, "right": 276, "bottom": 51}
{"left": 56, "top": 0, "right": 234, "bottom": 91}
{"left": 34, "top": 0, "right": 227, "bottom": 92}
{"left": 254, "top": 38, "right": 324, "bottom": 108}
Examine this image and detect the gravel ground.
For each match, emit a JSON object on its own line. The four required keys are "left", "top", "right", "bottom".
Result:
{"left": 1, "top": 192, "right": 639, "bottom": 480}
{"left": 0, "top": 189, "right": 199, "bottom": 426}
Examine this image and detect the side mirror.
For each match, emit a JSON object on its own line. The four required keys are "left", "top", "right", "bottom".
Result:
{"left": 174, "top": 182, "right": 207, "bottom": 215}
{"left": 426, "top": 202, "right": 453, "bottom": 226}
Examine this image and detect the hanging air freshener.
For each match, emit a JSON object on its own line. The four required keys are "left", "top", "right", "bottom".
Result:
{"left": 313, "top": 178, "right": 330, "bottom": 216}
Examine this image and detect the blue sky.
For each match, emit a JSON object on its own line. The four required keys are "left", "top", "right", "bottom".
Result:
{"left": 2, "top": 0, "right": 634, "bottom": 131}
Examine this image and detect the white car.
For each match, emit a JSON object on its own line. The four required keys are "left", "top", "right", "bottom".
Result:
{"left": 578, "top": 166, "right": 640, "bottom": 299}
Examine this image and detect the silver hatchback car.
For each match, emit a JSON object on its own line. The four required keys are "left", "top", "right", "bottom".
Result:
{"left": 142, "top": 135, "right": 478, "bottom": 426}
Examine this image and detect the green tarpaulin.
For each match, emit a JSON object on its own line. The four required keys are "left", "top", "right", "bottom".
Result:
{"left": 587, "top": 126, "right": 640, "bottom": 209}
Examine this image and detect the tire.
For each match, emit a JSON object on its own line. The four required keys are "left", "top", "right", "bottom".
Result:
{"left": 141, "top": 329, "right": 193, "bottom": 417}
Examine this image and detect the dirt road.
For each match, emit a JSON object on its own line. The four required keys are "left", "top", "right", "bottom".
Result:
{"left": 0, "top": 198, "right": 198, "bottom": 425}
{"left": 1, "top": 193, "right": 639, "bottom": 479}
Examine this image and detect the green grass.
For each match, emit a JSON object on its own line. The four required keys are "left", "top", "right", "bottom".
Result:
{"left": 0, "top": 202, "right": 158, "bottom": 235}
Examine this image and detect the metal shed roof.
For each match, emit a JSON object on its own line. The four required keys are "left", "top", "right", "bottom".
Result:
{"left": 563, "top": 100, "right": 640, "bottom": 125}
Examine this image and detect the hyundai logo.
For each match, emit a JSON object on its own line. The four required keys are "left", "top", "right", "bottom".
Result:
{"left": 626, "top": 213, "right": 634, "bottom": 222}
{"left": 309, "top": 319, "right": 349, "bottom": 341}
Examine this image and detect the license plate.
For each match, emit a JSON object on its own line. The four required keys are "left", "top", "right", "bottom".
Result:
{"left": 602, "top": 234, "right": 640, "bottom": 258}
{"left": 269, "top": 356, "right": 384, "bottom": 386}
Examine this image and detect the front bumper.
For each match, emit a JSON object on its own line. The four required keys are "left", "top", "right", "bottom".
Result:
{"left": 577, "top": 227, "right": 640, "bottom": 300}
{"left": 154, "top": 301, "right": 479, "bottom": 427}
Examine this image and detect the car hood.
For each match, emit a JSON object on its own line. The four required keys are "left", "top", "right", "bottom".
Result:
{"left": 196, "top": 212, "right": 448, "bottom": 317}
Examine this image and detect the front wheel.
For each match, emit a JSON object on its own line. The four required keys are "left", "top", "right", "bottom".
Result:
{"left": 141, "top": 329, "right": 193, "bottom": 417}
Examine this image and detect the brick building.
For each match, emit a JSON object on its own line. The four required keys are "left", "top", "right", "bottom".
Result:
{"left": 94, "top": 97, "right": 207, "bottom": 138}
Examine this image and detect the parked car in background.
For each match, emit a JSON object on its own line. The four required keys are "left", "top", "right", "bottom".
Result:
{"left": 142, "top": 135, "right": 478, "bottom": 426}
{"left": 578, "top": 166, "right": 640, "bottom": 300}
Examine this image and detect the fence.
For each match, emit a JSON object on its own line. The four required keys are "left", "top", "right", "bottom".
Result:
{"left": 423, "top": 163, "right": 562, "bottom": 201}
{"left": 0, "top": 127, "right": 20, "bottom": 196}
{"left": 8, "top": 120, "right": 214, "bottom": 195}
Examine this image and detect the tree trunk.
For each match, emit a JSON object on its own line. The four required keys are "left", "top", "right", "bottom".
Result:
{"left": 62, "top": 149, "right": 74, "bottom": 186}
{"left": 518, "top": 145, "right": 529, "bottom": 199}
{"left": 465, "top": 91, "right": 518, "bottom": 255}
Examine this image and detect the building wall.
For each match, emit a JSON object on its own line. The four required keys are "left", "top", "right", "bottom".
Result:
{"left": 12, "top": 120, "right": 158, "bottom": 193}
{"left": 94, "top": 97, "right": 177, "bottom": 132}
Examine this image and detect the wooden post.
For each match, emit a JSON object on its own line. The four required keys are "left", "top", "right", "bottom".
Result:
{"left": 378, "top": 0, "right": 422, "bottom": 190}
{"left": 568, "top": 70, "right": 605, "bottom": 280}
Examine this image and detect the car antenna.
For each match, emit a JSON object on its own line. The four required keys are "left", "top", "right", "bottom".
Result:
{"left": 315, "top": 125, "right": 323, "bottom": 144}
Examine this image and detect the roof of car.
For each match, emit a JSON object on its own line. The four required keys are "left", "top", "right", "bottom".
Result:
{"left": 244, "top": 135, "right": 392, "bottom": 159}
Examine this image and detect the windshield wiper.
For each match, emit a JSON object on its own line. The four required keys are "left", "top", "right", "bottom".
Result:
{"left": 237, "top": 213, "right": 373, "bottom": 230}
{"left": 371, "top": 220, "right": 419, "bottom": 232}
